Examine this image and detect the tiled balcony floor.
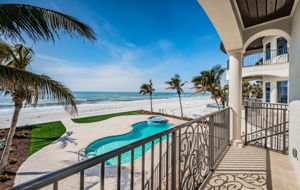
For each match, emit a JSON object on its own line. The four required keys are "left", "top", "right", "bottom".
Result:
{"left": 203, "top": 146, "right": 300, "bottom": 190}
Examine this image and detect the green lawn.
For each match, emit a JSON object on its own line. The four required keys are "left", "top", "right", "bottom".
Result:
{"left": 28, "top": 111, "right": 141, "bottom": 156}
{"left": 29, "top": 121, "right": 66, "bottom": 156}
{"left": 72, "top": 111, "right": 141, "bottom": 123}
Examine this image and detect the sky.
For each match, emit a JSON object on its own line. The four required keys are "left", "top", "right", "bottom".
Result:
{"left": 4, "top": 0, "right": 228, "bottom": 92}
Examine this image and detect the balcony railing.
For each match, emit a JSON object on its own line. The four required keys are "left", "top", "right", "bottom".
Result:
{"left": 243, "top": 48, "right": 289, "bottom": 67}
{"left": 243, "top": 101, "right": 289, "bottom": 154}
{"left": 10, "top": 108, "right": 230, "bottom": 190}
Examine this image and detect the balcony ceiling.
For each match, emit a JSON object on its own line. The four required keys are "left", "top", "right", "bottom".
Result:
{"left": 236, "top": 0, "right": 295, "bottom": 28}
{"left": 220, "top": 37, "right": 264, "bottom": 54}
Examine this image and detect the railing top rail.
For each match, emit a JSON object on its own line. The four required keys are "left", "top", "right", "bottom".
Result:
{"left": 244, "top": 100, "right": 289, "bottom": 107}
{"left": 242, "top": 47, "right": 289, "bottom": 67}
{"left": 10, "top": 107, "right": 230, "bottom": 190}
{"left": 244, "top": 106, "right": 288, "bottom": 111}
{"left": 244, "top": 47, "right": 289, "bottom": 58}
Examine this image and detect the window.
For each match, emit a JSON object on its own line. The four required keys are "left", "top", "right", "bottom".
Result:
{"left": 277, "top": 37, "right": 288, "bottom": 55}
{"left": 266, "top": 43, "right": 271, "bottom": 60}
{"left": 265, "top": 82, "right": 270, "bottom": 103}
{"left": 277, "top": 81, "right": 288, "bottom": 103}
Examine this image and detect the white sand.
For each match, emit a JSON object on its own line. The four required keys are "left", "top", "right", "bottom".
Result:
{"left": 0, "top": 96, "right": 215, "bottom": 129}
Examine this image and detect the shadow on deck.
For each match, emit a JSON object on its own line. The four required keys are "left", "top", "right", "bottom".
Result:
{"left": 203, "top": 146, "right": 300, "bottom": 190}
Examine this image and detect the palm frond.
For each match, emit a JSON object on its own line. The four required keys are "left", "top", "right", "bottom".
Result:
{"left": 0, "top": 65, "right": 77, "bottom": 115}
{"left": 139, "top": 80, "right": 154, "bottom": 95}
{"left": 0, "top": 4, "right": 96, "bottom": 42}
{"left": 165, "top": 74, "right": 186, "bottom": 94}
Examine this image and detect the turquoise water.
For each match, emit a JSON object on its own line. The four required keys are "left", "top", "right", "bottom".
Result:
{"left": 0, "top": 91, "right": 210, "bottom": 109}
{"left": 85, "top": 121, "right": 173, "bottom": 165}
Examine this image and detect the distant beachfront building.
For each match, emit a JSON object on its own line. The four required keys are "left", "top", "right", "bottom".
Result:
{"left": 226, "top": 35, "right": 289, "bottom": 103}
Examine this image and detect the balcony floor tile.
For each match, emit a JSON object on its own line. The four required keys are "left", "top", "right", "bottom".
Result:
{"left": 203, "top": 146, "right": 300, "bottom": 190}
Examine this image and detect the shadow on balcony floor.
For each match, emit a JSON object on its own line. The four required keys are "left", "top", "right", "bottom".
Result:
{"left": 203, "top": 146, "right": 300, "bottom": 190}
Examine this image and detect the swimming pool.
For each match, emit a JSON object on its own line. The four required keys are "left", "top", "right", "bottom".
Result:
{"left": 85, "top": 121, "right": 173, "bottom": 165}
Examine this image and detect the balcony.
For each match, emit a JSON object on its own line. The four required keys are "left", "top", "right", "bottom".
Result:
{"left": 242, "top": 48, "right": 289, "bottom": 80}
{"left": 9, "top": 102, "right": 300, "bottom": 190}
{"left": 225, "top": 48, "right": 289, "bottom": 81}
{"left": 243, "top": 48, "right": 289, "bottom": 68}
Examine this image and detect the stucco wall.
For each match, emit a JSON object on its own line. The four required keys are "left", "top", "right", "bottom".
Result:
{"left": 262, "top": 76, "right": 288, "bottom": 103}
{"left": 289, "top": 2, "right": 300, "bottom": 183}
{"left": 242, "top": 62, "right": 289, "bottom": 79}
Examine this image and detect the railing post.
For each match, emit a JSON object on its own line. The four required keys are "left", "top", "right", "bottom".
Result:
{"left": 245, "top": 106, "right": 248, "bottom": 145}
{"left": 209, "top": 115, "right": 215, "bottom": 170}
{"left": 80, "top": 171, "right": 84, "bottom": 190}
{"left": 282, "top": 109, "right": 287, "bottom": 154}
{"left": 171, "top": 131, "right": 177, "bottom": 190}
{"left": 265, "top": 104, "right": 269, "bottom": 148}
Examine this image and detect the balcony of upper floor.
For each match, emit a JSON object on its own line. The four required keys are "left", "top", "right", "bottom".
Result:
{"left": 226, "top": 47, "right": 289, "bottom": 81}
{"left": 242, "top": 47, "right": 289, "bottom": 81}
{"left": 226, "top": 36, "right": 289, "bottom": 81}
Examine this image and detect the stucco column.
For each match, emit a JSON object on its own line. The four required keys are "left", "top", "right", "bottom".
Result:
{"left": 270, "top": 81, "right": 277, "bottom": 103}
{"left": 289, "top": 2, "right": 300, "bottom": 182}
{"left": 228, "top": 50, "right": 243, "bottom": 147}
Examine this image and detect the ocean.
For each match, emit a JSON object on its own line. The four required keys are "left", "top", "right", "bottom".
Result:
{"left": 0, "top": 91, "right": 209, "bottom": 110}
{"left": 0, "top": 91, "right": 211, "bottom": 128}
{"left": 0, "top": 92, "right": 209, "bottom": 110}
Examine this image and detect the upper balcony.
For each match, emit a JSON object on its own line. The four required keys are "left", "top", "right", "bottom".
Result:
{"left": 242, "top": 47, "right": 289, "bottom": 80}
{"left": 243, "top": 47, "right": 289, "bottom": 67}
{"left": 226, "top": 48, "right": 289, "bottom": 81}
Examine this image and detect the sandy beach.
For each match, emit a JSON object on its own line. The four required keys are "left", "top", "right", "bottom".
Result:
{"left": 0, "top": 96, "right": 215, "bottom": 129}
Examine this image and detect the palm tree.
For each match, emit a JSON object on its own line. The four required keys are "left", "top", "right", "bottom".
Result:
{"left": 0, "top": 3, "right": 96, "bottom": 88}
{"left": 0, "top": 43, "right": 33, "bottom": 68}
{"left": 0, "top": 43, "right": 77, "bottom": 173}
{"left": 0, "top": 4, "right": 96, "bottom": 43}
{"left": 242, "top": 81, "right": 252, "bottom": 98}
{"left": 165, "top": 74, "right": 187, "bottom": 118}
{"left": 191, "top": 64, "right": 225, "bottom": 109}
{"left": 251, "top": 81, "right": 263, "bottom": 99}
{"left": 218, "top": 85, "right": 229, "bottom": 107}
{"left": 139, "top": 80, "right": 155, "bottom": 112}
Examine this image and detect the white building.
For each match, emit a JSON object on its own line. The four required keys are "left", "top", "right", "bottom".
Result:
{"left": 198, "top": 0, "right": 300, "bottom": 183}
{"left": 226, "top": 35, "right": 289, "bottom": 103}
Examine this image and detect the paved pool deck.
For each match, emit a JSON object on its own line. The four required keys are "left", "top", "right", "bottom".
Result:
{"left": 14, "top": 114, "right": 185, "bottom": 189}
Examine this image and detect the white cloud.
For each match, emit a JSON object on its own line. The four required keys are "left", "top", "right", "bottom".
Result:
{"left": 32, "top": 53, "right": 148, "bottom": 92}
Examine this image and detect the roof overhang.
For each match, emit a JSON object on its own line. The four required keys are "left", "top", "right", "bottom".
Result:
{"left": 236, "top": 0, "right": 295, "bottom": 28}
{"left": 198, "top": 0, "right": 298, "bottom": 54}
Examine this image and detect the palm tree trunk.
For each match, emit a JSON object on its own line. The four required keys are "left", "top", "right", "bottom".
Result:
{"left": 0, "top": 101, "right": 22, "bottom": 174}
{"left": 150, "top": 94, "right": 153, "bottom": 113}
{"left": 178, "top": 93, "right": 183, "bottom": 118}
{"left": 214, "top": 98, "right": 221, "bottom": 110}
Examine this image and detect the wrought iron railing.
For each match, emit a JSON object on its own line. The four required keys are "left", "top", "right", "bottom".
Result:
{"left": 10, "top": 108, "right": 230, "bottom": 190}
{"left": 243, "top": 101, "right": 289, "bottom": 154}
{"left": 242, "top": 97, "right": 262, "bottom": 105}
{"left": 243, "top": 48, "right": 289, "bottom": 67}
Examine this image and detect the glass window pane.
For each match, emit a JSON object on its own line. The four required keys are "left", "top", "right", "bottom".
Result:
{"left": 277, "top": 81, "right": 288, "bottom": 103}
{"left": 265, "top": 82, "right": 270, "bottom": 103}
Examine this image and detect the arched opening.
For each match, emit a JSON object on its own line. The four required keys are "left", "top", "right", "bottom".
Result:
{"left": 242, "top": 30, "right": 290, "bottom": 103}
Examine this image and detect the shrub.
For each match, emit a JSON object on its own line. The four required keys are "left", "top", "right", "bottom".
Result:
{"left": 8, "top": 158, "right": 17, "bottom": 164}
{"left": 0, "top": 173, "right": 9, "bottom": 182}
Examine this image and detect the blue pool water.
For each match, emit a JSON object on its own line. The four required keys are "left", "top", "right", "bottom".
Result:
{"left": 85, "top": 121, "right": 173, "bottom": 165}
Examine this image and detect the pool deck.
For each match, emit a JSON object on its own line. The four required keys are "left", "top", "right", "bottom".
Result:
{"left": 14, "top": 114, "right": 185, "bottom": 189}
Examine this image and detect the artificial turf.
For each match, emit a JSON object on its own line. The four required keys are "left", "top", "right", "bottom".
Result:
{"left": 28, "top": 121, "right": 66, "bottom": 156}
{"left": 71, "top": 111, "right": 141, "bottom": 123}
{"left": 28, "top": 111, "right": 141, "bottom": 156}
